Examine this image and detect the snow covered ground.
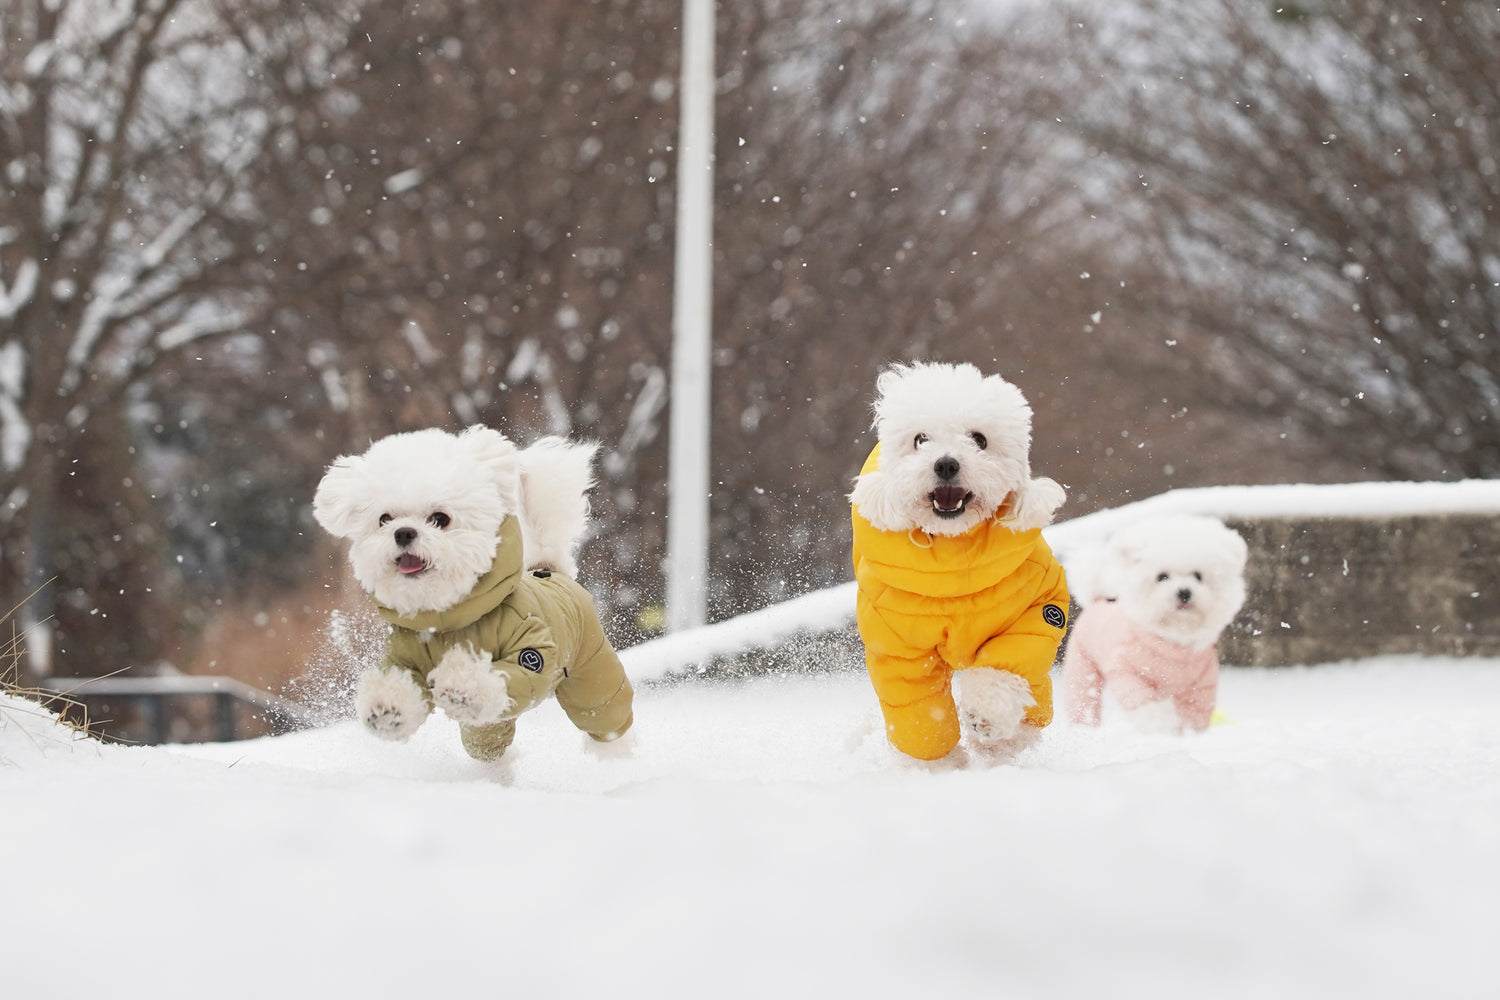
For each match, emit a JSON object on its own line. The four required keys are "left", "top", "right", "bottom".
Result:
{"left": 6, "top": 479, "right": 1498, "bottom": 997}
{"left": 4, "top": 654, "right": 1499, "bottom": 999}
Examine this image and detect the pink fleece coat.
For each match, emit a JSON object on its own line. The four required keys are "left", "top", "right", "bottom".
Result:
{"left": 1062, "top": 599, "right": 1219, "bottom": 731}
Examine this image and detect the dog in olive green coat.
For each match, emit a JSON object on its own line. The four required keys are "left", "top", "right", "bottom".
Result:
{"left": 312, "top": 426, "right": 634, "bottom": 761}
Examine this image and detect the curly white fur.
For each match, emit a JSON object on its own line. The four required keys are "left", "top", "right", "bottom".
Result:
{"left": 354, "top": 666, "right": 431, "bottom": 741}
{"left": 1096, "top": 515, "right": 1248, "bottom": 649}
{"left": 955, "top": 667, "right": 1036, "bottom": 746}
{"left": 429, "top": 644, "right": 514, "bottom": 725}
{"left": 311, "top": 425, "right": 596, "bottom": 617}
{"left": 849, "top": 361, "right": 1065, "bottom": 537}
{"left": 515, "top": 437, "right": 596, "bottom": 578}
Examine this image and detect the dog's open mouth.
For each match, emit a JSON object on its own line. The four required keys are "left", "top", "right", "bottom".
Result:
{"left": 929, "top": 485, "right": 973, "bottom": 518}
{"left": 395, "top": 553, "right": 428, "bottom": 576}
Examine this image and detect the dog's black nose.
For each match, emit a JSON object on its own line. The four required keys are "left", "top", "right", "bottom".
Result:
{"left": 933, "top": 456, "right": 960, "bottom": 481}
{"left": 1176, "top": 588, "right": 1194, "bottom": 605}
{"left": 394, "top": 527, "right": 417, "bottom": 548}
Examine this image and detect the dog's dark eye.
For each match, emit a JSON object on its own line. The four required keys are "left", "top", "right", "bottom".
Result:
{"left": 378, "top": 513, "right": 393, "bottom": 526}
{"left": 914, "top": 433, "right": 929, "bottom": 448}
{"left": 970, "top": 432, "right": 987, "bottom": 450}
{"left": 429, "top": 512, "right": 451, "bottom": 529}
{"left": 1156, "top": 572, "right": 1169, "bottom": 583}
{"left": 1193, "top": 571, "right": 1203, "bottom": 582}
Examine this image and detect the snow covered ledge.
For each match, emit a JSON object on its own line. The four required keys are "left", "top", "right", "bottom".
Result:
{"left": 1047, "top": 480, "right": 1500, "bottom": 667}
{"left": 620, "top": 480, "right": 1500, "bottom": 681}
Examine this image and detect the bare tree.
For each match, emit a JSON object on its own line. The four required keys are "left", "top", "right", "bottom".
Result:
{"left": 699, "top": 0, "right": 1101, "bottom": 615}
{"left": 1, "top": 0, "right": 683, "bottom": 674}
{"left": 20, "top": 0, "right": 1443, "bottom": 690}
{"left": 228, "top": 0, "right": 683, "bottom": 640}
{"left": 1051, "top": 0, "right": 1500, "bottom": 479}
{"left": 157, "top": 0, "right": 1119, "bottom": 644}
{"left": 0, "top": 0, "right": 326, "bottom": 675}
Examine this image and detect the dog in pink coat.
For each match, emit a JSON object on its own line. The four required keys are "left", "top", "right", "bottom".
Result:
{"left": 1063, "top": 515, "right": 1248, "bottom": 733}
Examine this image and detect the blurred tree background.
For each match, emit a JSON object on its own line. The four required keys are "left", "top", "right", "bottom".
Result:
{"left": 2, "top": 0, "right": 1495, "bottom": 692}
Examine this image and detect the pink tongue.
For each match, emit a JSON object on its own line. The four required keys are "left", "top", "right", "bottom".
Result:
{"left": 933, "top": 485, "right": 968, "bottom": 511}
{"left": 397, "top": 553, "right": 426, "bottom": 575}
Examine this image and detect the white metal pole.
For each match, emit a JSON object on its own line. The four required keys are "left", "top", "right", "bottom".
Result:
{"left": 666, "top": 0, "right": 715, "bottom": 632}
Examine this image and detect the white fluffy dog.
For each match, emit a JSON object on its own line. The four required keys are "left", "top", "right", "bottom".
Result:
{"left": 850, "top": 361, "right": 1071, "bottom": 761}
{"left": 312, "top": 426, "right": 634, "bottom": 761}
{"left": 1062, "top": 515, "right": 1248, "bottom": 733}
{"left": 849, "top": 364, "right": 1066, "bottom": 540}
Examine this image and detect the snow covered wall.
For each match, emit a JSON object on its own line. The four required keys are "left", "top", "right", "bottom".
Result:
{"left": 1056, "top": 481, "right": 1500, "bottom": 667}
{"left": 1221, "top": 509, "right": 1500, "bottom": 666}
{"left": 624, "top": 480, "right": 1500, "bottom": 680}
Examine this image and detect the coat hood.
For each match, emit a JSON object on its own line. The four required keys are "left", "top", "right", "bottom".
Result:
{"left": 373, "top": 516, "right": 524, "bottom": 633}
{"left": 852, "top": 447, "right": 1046, "bottom": 599}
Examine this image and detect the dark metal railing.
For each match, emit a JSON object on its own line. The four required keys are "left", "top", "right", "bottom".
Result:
{"left": 35, "top": 674, "right": 317, "bottom": 744}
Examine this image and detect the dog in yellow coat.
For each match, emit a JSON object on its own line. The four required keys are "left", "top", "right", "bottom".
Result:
{"left": 850, "top": 362, "right": 1069, "bottom": 761}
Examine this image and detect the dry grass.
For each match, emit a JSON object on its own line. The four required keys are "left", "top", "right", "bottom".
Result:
{"left": 1, "top": 587, "right": 101, "bottom": 752}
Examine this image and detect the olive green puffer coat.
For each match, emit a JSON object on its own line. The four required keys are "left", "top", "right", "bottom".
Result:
{"left": 373, "top": 517, "right": 634, "bottom": 760}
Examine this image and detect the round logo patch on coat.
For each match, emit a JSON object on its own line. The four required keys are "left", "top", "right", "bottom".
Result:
{"left": 1042, "top": 604, "right": 1067, "bottom": 629}
{"left": 518, "top": 648, "right": 545, "bottom": 673}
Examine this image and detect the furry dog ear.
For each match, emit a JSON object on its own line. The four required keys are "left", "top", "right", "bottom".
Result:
{"left": 869, "top": 362, "right": 916, "bottom": 431}
{"left": 1002, "top": 476, "right": 1066, "bottom": 532}
{"left": 312, "top": 454, "right": 371, "bottom": 539}
{"left": 458, "top": 425, "right": 521, "bottom": 504}
{"left": 850, "top": 468, "right": 908, "bottom": 534}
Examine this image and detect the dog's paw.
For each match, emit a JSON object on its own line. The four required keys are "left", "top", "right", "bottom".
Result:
{"left": 968, "top": 724, "right": 1042, "bottom": 766}
{"left": 430, "top": 644, "right": 513, "bottom": 726}
{"left": 354, "top": 667, "right": 430, "bottom": 741}
{"left": 363, "top": 703, "right": 416, "bottom": 740}
{"left": 955, "top": 667, "right": 1035, "bottom": 746}
{"left": 961, "top": 711, "right": 1013, "bottom": 744}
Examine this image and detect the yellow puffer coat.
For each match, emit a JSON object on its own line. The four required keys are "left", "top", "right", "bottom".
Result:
{"left": 852, "top": 446, "right": 1070, "bottom": 759}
